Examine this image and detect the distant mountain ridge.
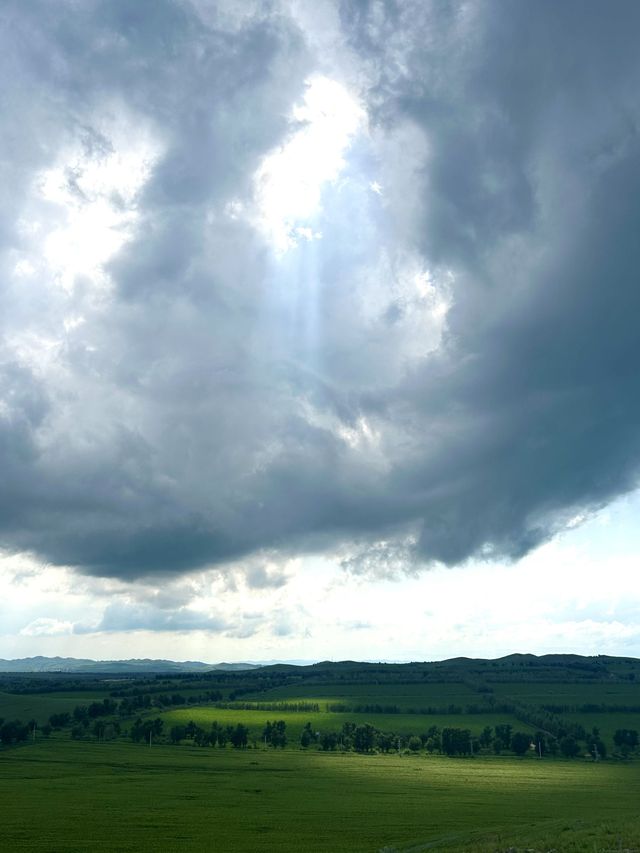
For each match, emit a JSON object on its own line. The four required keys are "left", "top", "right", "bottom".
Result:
{"left": 0, "top": 656, "right": 260, "bottom": 673}
{"left": 1, "top": 652, "right": 637, "bottom": 677}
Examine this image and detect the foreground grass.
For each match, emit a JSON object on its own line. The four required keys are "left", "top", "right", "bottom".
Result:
{"left": 2, "top": 739, "right": 640, "bottom": 851}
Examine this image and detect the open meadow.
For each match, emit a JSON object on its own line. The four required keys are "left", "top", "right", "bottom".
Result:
{"left": 3, "top": 738, "right": 640, "bottom": 852}
{"left": 0, "top": 689, "right": 111, "bottom": 723}
{"left": 3, "top": 657, "right": 640, "bottom": 850}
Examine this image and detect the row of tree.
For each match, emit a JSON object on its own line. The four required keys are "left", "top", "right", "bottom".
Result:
{"left": 47, "top": 692, "right": 199, "bottom": 731}
{"left": 168, "top": 720, "right": 250, "bottom": 748}
{"left": 542, "top": 703, "right": 640, "bottom": 714}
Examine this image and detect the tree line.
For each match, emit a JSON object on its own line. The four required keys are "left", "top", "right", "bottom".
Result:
{"left": 2, "top": 709, "right": 638, "bottom": 762}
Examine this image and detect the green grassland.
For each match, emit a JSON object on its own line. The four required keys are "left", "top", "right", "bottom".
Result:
{"left": 160, "top": 706, "right": 524, "bottom": 743}
{"left": 4, "top": 658, "right": 640, "bottom": 850}
{"left": 565, "top": 712, "right": 640, "bottom": 744}
{"left": 229, "top": 678, "right": 640, "bottom": 752}
{"left": 2, "top": 739, "right": 640, "bottom": 852}
{"left": 0, "top": 690, "right": 110, "bottom": 723}
{"left": 489, "top": 681, "right": 640, "bottom": 705}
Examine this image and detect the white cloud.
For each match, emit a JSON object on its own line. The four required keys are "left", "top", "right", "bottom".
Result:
{"left": 2, "top": 1, "right": 640, "bottom": 663}
{"left": 20, "top": 618, "right": 74, "bottom": 637}
{"left": 34, "top": 114, "right": 160, "bottom": 293}
{"left": 251, "top": 75, "right": 365, "bottom": 253}
{"left": 2, "top": 494, "right": 640, "bottom": 660}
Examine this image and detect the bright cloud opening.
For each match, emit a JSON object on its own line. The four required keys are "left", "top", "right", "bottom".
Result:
{"left": 252, "top": 76, "right": 365, "bottom": 253}
{"left": 34, "top": 121, "right": 160, "bottom": 292}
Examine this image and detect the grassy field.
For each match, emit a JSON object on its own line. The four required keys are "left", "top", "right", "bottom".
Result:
{"left": 566, "top": 712, "right": 640, "bottom": 746}
{"left": 160, "top": 706, "right": 525, "bottom": 744}
{"left": 0, "top": 690, "right": 110, "bottom": 724}
{"left": 239, "top": 682, "right": 480, "bottom": 709}
{"left": 228, "top": 679, "right": 640, "bottom": 753}
{"left": 2, "top": 739, "right": 640, "bottom": 852}
{"left": 4, "top": 660, "right": 640, "bottom": 850}
{"left": 489, "top": 681, "right": 640, "bottom": 705}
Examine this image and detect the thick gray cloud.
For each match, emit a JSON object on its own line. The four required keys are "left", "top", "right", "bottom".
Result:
{"left": 2, "top": 0, "right": 640, "bottom": 580}
{"left": 339, "top": 0, "right": 640, "bottom": 565}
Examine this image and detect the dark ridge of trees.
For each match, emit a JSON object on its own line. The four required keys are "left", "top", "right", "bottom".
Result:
{"left": 325, "top": 701, "right": 509, "bottom": 716}
{"left": 214, "top": 701, "right": 318, "bottom": 713}
{"left": 542, "top": 703, "right": 640, "bottom": 714}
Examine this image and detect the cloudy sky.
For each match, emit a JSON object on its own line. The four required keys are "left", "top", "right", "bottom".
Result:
{"left": 2, "top": 0, "right": 640, "bottom": 663}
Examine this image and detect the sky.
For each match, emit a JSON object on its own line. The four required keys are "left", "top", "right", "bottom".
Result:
{"left": 2, "top": 0, "right": 640, "bottom": 663}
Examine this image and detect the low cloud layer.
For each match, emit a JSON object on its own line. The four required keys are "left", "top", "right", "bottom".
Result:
{"left": 73, "top": 602, "right": 229, "bottom": 634}
{"left": 2, "top": 0, "right": 640, "bottom": 581}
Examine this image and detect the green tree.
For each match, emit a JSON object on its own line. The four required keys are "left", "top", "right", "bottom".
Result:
{"left": 131, "top": 717, "right": 163, "bottom": 744}
{"left": 194, "top": 727, "right": 210, "bottom": 747}
{"left": 494, "top": 724, "right": 512, "bottom": 751}
{"left": 170, "top": 725, "right": 186, "bottom": 744}
{"left": 586, "top": 733, "right": 606, "bottom": 760}
{"left": 230, "top": 723, "right": 249, "bottom": 748}
{"left": 319, "top": 732, "right": 338, "bottom": 751}
{"left": 559, "top": 736, "right": 580, "bottom": 758}
{"left": 210, "top": 721, "right": 227, "bottom": 747}
{"left": 353, "top": 723, "right": 376, "bottom": 753}
{"left": 614, "top": 729, "right": 639, "bottom": 750}
{"left": 0, "top": 720, "right": 29, "bottom": 745}
{"left": 479, "top": 726, "right": 493, "bottom": 749}
{"left": 533, "top": 731, "right": 548, "bottom": 757}
{"left": 376, "top": 731, "right": 396, "bottom": 753}
{"left": 341, "top": 722, "right": 356, "bottom": 750}
{"left": 73, "top": 706, "right": 89, "bottom": 725}
{"left": 510, "top": 732, "right": 531, "bottom": 756}
{"left": 49, "top": 712, "right": 71, "bottom": 729}
{"left": 272, "top": 720, "right": 287, "bottom": 748}
{"left": 442, "top": 728, "right": 472, "bottom": 756}
{"left": 424, "top": 726, "right": 441, "bottom": 753}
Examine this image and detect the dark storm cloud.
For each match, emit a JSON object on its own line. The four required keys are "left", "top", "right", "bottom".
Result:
{"left": 2, "top": 0, "right": 640, "bottom": 580}
{"left": 337, "top": 0, "right": 640, "bottom": 565}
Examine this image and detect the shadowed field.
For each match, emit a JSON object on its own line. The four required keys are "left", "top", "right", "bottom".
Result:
{"left": 2, "top": 739, "right": 640, "bottom": 852}
{"left": 0, "top": 690, "right": 111, "bottom": 723}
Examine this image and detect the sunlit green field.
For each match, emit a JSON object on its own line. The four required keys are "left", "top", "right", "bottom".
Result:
{"left": 4, "top": 667, "right": 640, "bottom": 850}
{"left": 2, "top": 739, "right": 640, "bottom": 852}
{"left": 160, "top": 706, "right": 525, "bottom": 744}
